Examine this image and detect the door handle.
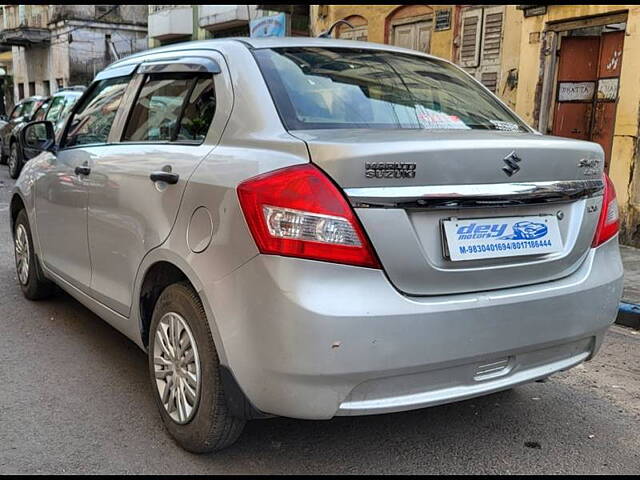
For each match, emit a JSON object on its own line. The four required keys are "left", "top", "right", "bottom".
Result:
{"left": 74, "top": 165, "right": 91, "bottom": 176}
{"left": 150, "top": 171, "right": 179, "bottom": 185}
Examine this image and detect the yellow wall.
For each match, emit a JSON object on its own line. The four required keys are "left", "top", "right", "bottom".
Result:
{"left": 497, "top": 6, "right": 523, "bottom": 110}
{"left": 515, "top": 5, "right": 640, "bottom": 244}
{"left": 311, "top": 5, "right": 455, "bottom": 61}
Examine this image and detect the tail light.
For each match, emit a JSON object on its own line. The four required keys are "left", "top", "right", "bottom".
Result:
{"left": 237, "top": 164, "right": 381, "bottom": 269}
{"left": 592, "top": 173, "right": 619, "bottom": 247}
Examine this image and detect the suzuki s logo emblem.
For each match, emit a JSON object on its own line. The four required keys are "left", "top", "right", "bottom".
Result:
{"left": 502, "top": 151, "right": 522, "bottom": 177}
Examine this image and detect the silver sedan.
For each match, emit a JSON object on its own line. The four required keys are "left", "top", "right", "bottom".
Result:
{"left": 10, "top": 37, "right": 623, "bottom": 452}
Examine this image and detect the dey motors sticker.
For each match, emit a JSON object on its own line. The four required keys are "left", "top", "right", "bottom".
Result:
{"left": 456, "top": 220, "right": 548, "bottom": 241}
{"left": 442, "top": 216, "right": 563, "bottom": 261}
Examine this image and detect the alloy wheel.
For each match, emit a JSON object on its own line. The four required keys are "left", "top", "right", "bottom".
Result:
{"left": 14, "top": 223, "right": 30, "bottom": 285}
{"left": 153, "top": 312, "right": 201, "bottom": 424}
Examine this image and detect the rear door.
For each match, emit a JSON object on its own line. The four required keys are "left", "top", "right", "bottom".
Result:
{"left": 85, "top": 52, "right": 231, "bottom": 316}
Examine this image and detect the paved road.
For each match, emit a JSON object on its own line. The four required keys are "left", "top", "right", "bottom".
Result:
{"left": 1, "top": 165, "right": 639, "bottom": 474}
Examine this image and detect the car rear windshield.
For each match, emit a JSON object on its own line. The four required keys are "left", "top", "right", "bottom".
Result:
{"left": 253, "top": 47, "right": 529, "bottom": 132}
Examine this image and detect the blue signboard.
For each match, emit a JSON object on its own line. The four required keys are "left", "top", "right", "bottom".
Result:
{"left": 250, "top": 12, "right": 287, "bottom": 38}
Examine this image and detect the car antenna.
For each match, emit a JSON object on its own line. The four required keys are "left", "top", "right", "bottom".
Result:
{"left": 317, "top": 19, "right": 355, "bottom": 38}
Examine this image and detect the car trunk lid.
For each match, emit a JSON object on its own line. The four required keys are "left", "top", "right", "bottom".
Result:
{"left": 293, "top": 129, "right": 605, "bottom": 295}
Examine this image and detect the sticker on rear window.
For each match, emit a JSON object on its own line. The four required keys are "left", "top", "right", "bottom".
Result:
{"left": 489, "top": 120, "right": 521, "bottom": 131}
{"left": 415, "top": 105, "right": 471, "bottom": 130}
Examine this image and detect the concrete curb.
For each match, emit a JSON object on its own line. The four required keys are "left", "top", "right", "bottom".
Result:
{"left": 616, "top": 302, "right": 640, "bottom": 329}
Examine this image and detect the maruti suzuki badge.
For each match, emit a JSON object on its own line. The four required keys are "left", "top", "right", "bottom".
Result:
{"left": 442, "top": 216, "right": 563, "bottom": 261}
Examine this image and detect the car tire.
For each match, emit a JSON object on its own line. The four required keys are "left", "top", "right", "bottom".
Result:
{"left": 148, "top": 282, "right": 245, "bottom": 453}
{"left": 8, "top": 141, "right": 22, "bottom": 179}
{"left": 13, "top": 209, "right": 55, "bottom": 300}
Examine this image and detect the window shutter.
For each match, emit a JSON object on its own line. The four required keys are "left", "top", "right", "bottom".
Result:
{"left": 460, "top": 9, "right": 482, "bottom": 68}
{"left": 480, "top": 70, "right": 499, "bottom": 94}
{"left": 481, "top": 6, "right": 504, "bottom": 65}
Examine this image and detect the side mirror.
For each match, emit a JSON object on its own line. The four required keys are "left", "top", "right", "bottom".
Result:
{"left": 21, "top": 120, "right": 56, "bottom": 160}
{"left": 0, "top": 114, "right": 7, "bottom": 122}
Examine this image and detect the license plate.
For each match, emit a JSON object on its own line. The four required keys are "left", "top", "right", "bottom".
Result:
{"left": 442, "top": 215, "right": 563, "bottom": 261}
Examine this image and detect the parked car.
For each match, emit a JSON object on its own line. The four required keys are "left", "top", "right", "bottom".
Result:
{"left": 0, "top": 96, "right": 46, "bottom": 166}
{"left": 5, "top": 87, "right": 85, "bottom": 178}
{"left": 11, "top": 38, "right": 623, "bottom": 453}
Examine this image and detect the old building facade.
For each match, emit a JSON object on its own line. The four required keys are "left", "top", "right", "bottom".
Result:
{"left": 0, "top": 5, "right": 147, "bottom": 101}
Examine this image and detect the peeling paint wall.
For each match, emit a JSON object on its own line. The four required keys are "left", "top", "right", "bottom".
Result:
{"left": 497, "top": 6, "right": 523, "bottom": 110}
{"left": 515, "top": 5, "right": 640, "bottom": 246}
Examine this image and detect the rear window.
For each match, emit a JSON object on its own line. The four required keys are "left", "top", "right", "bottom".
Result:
{"left": 122, "top": 73, "right": 216, "bottom": 144}
{"left": 253, "top": 47, "right": 529, "bottom": 132}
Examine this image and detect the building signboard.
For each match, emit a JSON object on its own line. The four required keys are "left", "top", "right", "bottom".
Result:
{"left": 250, "top": 12, "right": 288, "bottom": 38}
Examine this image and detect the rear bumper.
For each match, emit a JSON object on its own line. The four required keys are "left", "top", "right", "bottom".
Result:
{"left": 206, "top": 237, "right": 623, "bottom": 420}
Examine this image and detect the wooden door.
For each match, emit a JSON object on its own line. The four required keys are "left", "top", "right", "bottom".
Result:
{"left": 392, "top": 21, "right": 432, "bottom": 53}
{"left": 392, "top": 23, "right": 415, "bottom": 50}
{"left": 552, "top": 36, "right": 600, "bottom": 140}
{"left": 416, "top": 21, "right": 431, "bottom": 53}
{"left": 591, "top": 31, "right": 624, "bottom": 172}
{"left": 551, "top": 31, "right": 625, "bottom": 172}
